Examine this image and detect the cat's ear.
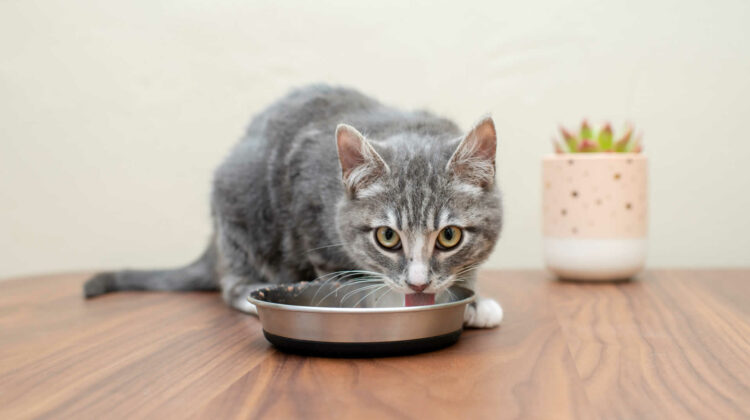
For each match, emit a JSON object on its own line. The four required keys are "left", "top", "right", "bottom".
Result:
{"left": 447, "top": 116, "right": 497, "bottom": 189}
{"left": 336, "top": 124, "right": 389, "bottom": 197}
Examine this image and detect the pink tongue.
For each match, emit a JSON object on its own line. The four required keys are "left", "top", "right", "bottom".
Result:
{"left": 404, "top": 293, "right": 436, "bottom": 307}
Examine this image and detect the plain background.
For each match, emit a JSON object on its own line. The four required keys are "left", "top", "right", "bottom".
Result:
{"left": 2, "top": 0, "right": 749, "bottom": 279}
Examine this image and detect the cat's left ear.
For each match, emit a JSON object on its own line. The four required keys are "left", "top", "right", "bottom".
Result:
{"left": 447, "top": 116, "right": 497, "bottom": 189}
{"left": 336, "top": 124, "right": 389, "bottom": 197}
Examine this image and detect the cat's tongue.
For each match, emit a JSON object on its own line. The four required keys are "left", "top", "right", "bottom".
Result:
{"left": 404, "top": 293, "right": 435, "bottom": 307}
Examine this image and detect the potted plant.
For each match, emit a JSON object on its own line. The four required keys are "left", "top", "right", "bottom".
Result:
{"left": 543, "top": 121, "right": 647, "bottom": 281}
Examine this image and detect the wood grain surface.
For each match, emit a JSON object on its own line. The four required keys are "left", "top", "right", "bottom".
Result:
{"left": 0, "top": 270, "right": 748, "bottom": 419}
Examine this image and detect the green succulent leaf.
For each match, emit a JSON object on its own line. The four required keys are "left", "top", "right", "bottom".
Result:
{"left": 614, "top": 124, "right": 633, "bottom": 152}
{"left": 597, "top": 123, "right": 613, "bottom": 151}
{"left": 559, "top": 126, "right": 578, "bottom": 151}
{"left": 580, "top": 120, "right": 592, "bottom": 140}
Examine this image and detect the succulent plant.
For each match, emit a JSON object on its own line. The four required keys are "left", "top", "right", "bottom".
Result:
{"left": 553, "top": 120, "right": 642, "bottom": 153}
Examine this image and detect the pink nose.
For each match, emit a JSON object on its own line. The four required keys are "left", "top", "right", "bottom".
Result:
{"left": 407, "top": 283, "right": 428, "bottom": 293}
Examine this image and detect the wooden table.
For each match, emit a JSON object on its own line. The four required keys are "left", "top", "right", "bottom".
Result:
{"left": 0, "top": 270, "right": 748, "bottom": 419}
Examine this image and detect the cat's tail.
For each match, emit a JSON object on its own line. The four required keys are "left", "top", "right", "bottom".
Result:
{"left": 83, "top": 239, "right": 219, "bottom": 298}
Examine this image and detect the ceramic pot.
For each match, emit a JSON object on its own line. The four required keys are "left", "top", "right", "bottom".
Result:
{"left": 542, "top": 154, "right": 648, "bottom": 281}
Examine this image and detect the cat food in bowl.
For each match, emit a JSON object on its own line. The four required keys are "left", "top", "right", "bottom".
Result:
{"left": 248, "top": 281, "right": 475, "bottom": 357}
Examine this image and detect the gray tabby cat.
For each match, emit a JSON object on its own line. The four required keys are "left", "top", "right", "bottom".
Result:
{"left": 84, "top": 85, "right": 504, "bottom": 328}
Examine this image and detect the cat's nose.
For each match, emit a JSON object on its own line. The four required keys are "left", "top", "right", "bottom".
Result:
{"left": 407, "top": 282, "right": 428, "bottom": 293}
{"left": 407, "top": 261, "right": 429, "bottom": 292}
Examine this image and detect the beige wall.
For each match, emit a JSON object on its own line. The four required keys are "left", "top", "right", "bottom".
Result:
{"left": 1, "top": 0, "right": 749, "bottom": 279}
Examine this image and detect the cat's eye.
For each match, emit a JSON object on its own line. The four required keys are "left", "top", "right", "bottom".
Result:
{"left": 375, "top": 227, "right": 401, "bottom": 250}
{"left": 436, "top": 226, "right": 462, "bottom": 250}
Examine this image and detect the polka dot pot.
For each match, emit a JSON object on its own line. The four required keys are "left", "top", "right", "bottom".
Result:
{"left": 542, "top": 154, "right": 648, "bottom": 281}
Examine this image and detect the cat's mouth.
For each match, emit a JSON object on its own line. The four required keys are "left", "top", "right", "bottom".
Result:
{"left": 404, "top": 292, "right": 435, "bottom": 306}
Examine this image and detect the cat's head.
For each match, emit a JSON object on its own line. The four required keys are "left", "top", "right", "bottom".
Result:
{"left": 334, "top": 116, "right": 502, "bottom": 297}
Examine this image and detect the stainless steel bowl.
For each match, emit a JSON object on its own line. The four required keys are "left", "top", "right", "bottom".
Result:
{"left": 248, "top": 281, "right": 475, "bottom": 357}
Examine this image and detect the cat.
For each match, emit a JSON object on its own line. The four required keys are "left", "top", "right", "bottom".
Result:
{"left": 84, "top": 85, "right": 504, "bottom": 328}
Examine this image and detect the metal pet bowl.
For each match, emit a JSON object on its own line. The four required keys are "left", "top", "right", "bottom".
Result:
{"left": 248, "top": 281, "right": 475, "bottom": 357}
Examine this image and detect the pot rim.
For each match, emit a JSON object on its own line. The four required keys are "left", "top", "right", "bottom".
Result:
{"left": 543, "top": 153, "right": 645, "bottom": 162}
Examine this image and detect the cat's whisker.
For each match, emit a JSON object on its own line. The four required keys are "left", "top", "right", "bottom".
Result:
{"left": 305, "top": 271, "right": 349, "bottom": 290}
{"left": 302, "top": 243, "right": 347, "bottom": 254}
{"left": 309, "top": 270, "right": 370, "bottom": 283}
{"left": 308, "top": 274, "right": 354, "bottom": 301}
{"left": 373, "top": 286, "right": 394, "bottom": 305}
{"left": 343, "top": 278, "right": 383, "bottom": 284}
{"left": 459, "top": 262, "right": 482, "bottom": 271}
{"left": 341, "top": 283, "right": 384, "bottom": 307}
{"left": 444, "top": 288, "right": 457, "bottom": 302}
{"left": 314, "top": 277, "right": 382, "bottom": 306}
{"left": 339, "top": 285, "right": 378, "bottom": 303}
{"left": 353, "top": 284, "right": 389, "bottom": 308}
{"left": 340, "top": 278, "right": 383, "bottom": 288}
{"left": 309, "top": 271, "right": 378, "bottom": 302}
{"left": 454, "top": 264, "right": 482, "bottom": 277}
{"left": 309, "top": 269, "right": 381, "bottom": 282}
{"left": 313, "top": 285, "right": 348, "bottom": 306}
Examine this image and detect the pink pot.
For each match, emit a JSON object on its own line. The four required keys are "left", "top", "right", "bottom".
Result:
{"left": 542, "top": 154, "right": 648, "bottom": 280}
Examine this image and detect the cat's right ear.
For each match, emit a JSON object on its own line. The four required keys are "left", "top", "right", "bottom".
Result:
{"left": 336, "top": 124, "right": 389, "bottom": 197}
{"left": 447, "top": 116, "right": 497, "bottom": 189}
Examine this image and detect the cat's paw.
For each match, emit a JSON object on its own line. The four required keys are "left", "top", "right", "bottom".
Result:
{"left": 233, "top": 299, "right": 258, "bottom": 315}
{"left": 227, "top": 286, "right": 259, "bottom": 315}
{"left": 220, "top": 277, "right": 261, "bottom": 315}
{"left": 464, "top": 298, "right": 503, "bottom": 328}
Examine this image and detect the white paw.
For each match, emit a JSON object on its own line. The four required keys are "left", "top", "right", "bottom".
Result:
{"left": 220, "top": 277, "right": 260, "bottom": 316}
{"left": 464, "top": 298, "right": 503, "bottom": 328}
{"left": 233, "top": 298, "right": 258, "bottom": 315}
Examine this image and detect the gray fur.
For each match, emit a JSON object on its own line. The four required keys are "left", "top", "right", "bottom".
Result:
{"left": 84, "top": 85, "right": 503, "bottom": 321}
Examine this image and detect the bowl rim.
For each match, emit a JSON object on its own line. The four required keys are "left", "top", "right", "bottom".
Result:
{"left": 247, "top": 284, "right": 476, "bottom": 314}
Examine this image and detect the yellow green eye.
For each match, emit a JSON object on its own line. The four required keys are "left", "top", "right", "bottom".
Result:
{"left": 375, "top": 227, "right": 401, "bottom": 249}
{"left": 437, "top": 226, "right": 462, "bottom": 249}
